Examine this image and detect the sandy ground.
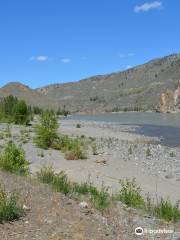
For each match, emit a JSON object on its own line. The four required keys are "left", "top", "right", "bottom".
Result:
{"left": 0, "top": 119, "right": 180, "bottom": 203}
{"left": 0, "top": 120, "right": 180, "bottom": 239}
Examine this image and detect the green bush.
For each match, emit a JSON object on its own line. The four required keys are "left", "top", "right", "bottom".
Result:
{"left": 34, "top": 111, "right": 58, "bottom": 149}
{"left": 36, "top": 165, "right": 55, "bottom": 184}
{"left": 52, "top": 172, "right": 71, "bottom": 194}
{"left": 52, "top": 135, "right": 87, "bottom": 160}
{"left": 117, "top": 178, "right": 145, "bottom": 208}
{"left": 145, "top": 197, "right": 180, "bottom": 222}
{"left": 0, "top": 184, "right": 24, "bottom": 223}
{"left": 65, "top": 143, "right": 87, "bottom": 160}
{"left": 169, "top": 151, "right": 176, "bottom": 157}
{"left": 0, "top": 95, "right": 31, "bottom": 125}
{"left": 146, "top": 148, "right": 151, "bottom": 157}
{"left": 0, "top": 142, "right": 29, "bottom": 175}
{"left": 13, "top": 100, "right": 31, "bottom": 125}
{"left": 90, "top": 186, "right": 110, "bottom": 211}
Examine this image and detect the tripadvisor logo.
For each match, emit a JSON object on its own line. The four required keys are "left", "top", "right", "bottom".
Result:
{"left": 135, "top": 227, "right": 144, "bottom": 236}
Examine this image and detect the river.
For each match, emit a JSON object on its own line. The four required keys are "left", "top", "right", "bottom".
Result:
{"left": 66, "top": 112, "right": 180, "bottom": 147}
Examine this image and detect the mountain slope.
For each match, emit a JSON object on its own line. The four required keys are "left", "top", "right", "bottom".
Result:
{"left": 1, "top": 54, "right": 180, "bottom": 113}
{"left": 0, "top": 82, "right": 59, "bottom": 109}
{"left": 37, "top": 54, "right": 180, "bottom": 113}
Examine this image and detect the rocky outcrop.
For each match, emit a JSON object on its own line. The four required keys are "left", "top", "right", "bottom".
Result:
{"left": 158, "top": 86, "right": 180, "bottom": 113}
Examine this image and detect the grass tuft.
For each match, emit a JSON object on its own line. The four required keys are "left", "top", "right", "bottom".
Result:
{"left": 0, "top": 184, "right": 24, "bottom": 223}
{"left": 0, "top": 142, "right": 30, "bottom": 175}
{"left": 37, "top": 166, "right": 111, "bottom": 210}
{"left": 117, "top": 178, "right": 145, "bottom": 208}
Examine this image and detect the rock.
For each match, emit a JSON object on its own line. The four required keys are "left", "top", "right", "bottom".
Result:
{"left": 95, "top": 160, "right": 108, "bottom": 165}
{"left": 79, "top": 201, "right": 88, "bottom": 209}
{"left": 165, "top": 174, "right": 174, "bottom": 179}
{"left": 23, "top": 204, "right": 31, "bottom": 211}
{"left": 158, "top": 86, "right": 180, "bottom": 113}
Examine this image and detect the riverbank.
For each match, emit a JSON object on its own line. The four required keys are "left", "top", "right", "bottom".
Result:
{"left": 58, "top": 119, "right": 180, "bottom": 203}
{"left": 1, "top": 119, "right": 179, "bottom": 203}
{"left": 0, "top": 119, "right": 180, "bottom": 203}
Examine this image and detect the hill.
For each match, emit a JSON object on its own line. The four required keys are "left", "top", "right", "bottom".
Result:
{"left": 1, "top": 53, "right": 180, "bottom": 113}
{"left": 37, "top": 53, "right": 180, "bottom": 113}
{"left": 0, "top": 82, "right": 59, "bottom": 110}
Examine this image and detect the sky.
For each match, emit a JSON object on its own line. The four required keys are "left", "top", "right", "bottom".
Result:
{"left": 0, "top": 0, "right": 179, "bottom": 88}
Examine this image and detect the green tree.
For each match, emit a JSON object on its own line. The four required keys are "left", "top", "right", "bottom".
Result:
{"left": 34, "top": 111, "right": 58, "bottom": 149}
{"left": 0, "top": 95, "right": 31, "bottom": 125}
{"left": 13, "top": 100, "right": 30, "bottom": 124}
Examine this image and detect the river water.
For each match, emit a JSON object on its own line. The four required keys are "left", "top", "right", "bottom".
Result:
{"left": 66, "top": 112, "right": 180, "bottom": 147}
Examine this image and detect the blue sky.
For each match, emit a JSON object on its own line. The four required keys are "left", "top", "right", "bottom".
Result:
{"left": 0, "top": 0, "right": 179, "bottom": 88}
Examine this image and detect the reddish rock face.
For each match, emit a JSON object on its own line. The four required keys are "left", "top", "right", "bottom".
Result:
{"left": 159, "top": 86, "right": 180, "bottom": 113}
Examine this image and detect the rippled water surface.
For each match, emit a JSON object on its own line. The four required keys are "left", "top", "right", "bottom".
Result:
{"left": 67, "top": 112, "right": 180, "bottom": 147}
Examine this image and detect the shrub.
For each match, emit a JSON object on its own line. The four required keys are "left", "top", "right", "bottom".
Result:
{"left": 56, "top": 106, "right": 70, "bottom": 116}
{"left": 91, "top": 142, "right": 98, "bottom": 155}
{"left": 0, "top": 95, "right": 31, "bottom": 125}
{"left": 34, "top": 111, "right": 58, "bottom": 149}
{"left": 13, "top": 100, "right": 31, "bottom": 125}
{"left": 90, "top": 186, "right": 110, "bottom": 211}
{"left": 154, "top": 199, "right": 180, "bottom": 221}
{"left": 146, "top": 148, "right": 151, "bottom": 157}
{"left": 0, "top": 142, "right": 29, "bottom": 175}
{"left": 65, "top": 142, "right": 87, "bottom": 160}
{"left": 36, "top": 165, "right": 55, "bottom": 184}
{"left": 145, "top": 197, "right": 180, "bottom": 222}
{"left": 117, "top": 178, "right": 145, "bottom": 208}
{"left": 169, "top": 151, "right": 176, "bottom": 157}
{"left": 52, "top": 172, "right": 71, "bottom": 194}
{"left": 53, "top": 135, "right": 87, "bottom": 160}
{"left": 76, "top": 123, "right": 81, "bottom": 128}
{"left": 0, "top": 184, "right": 24, "bottom": 223}
{"left": 72, "top": 182, "right": 98, "bottom": 195}
{"left": 128, "top": 146, "right": 133, "bottom": 155}
{"left": 33, "top": 106, "right": 43, "bottom": 115}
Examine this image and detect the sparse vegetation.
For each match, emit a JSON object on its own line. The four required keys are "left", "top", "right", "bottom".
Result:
{"left": 34, "top": 111, "right": 58, "bottom": 149}
{"left": 116, "top": 178, "right": 180, "bottom": 221}
{"left": 152, "top": 199, "right": 180, "bottom": 221}
{"left": 128, "top": 146, "right": 133, "bottom": 155}
{"left": 146, "top": 148, "right": 151, "bottom": 157}
{"left": 0, "top": 184, "right": 24, "bottom": 223}
{"left": 37, "top": 166, "right": 111, "bottom": 210}
{"left": 76, "top": 123, "right": 81, "bottom": 128}
{"left": 0, "top": 142, "right": 30, "bottom": 175}
{"left": 56, "top": 106, "right": 70, "bottom": 116}
{"left": 36, "top": 165, "right": 55, "bottom": 184}
{"left": 169, "top": 151, "right": 176, "bottom": 157}
{"left": 91, "top": 142, "right": 98, "bottom": 155}
{"left": 52, "top": 135, "right": 87, "bottom": 160}
{"left": 117, "top": 178, "right": 145, "bottom": 208}
{"left": 90, "top": 96, "right": 99, "bottom": 101}
{"left": 37, "top": 167, "right": 180, "bottom": 219}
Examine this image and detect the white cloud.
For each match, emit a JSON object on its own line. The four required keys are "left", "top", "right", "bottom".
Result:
{"left": 31, "top": 55, "right": 49, "bottom": 62}
{"left": 134, "top": 1, "right": 162, "bottom": 13}
{"left": 61, "top": 58, "right": 71, "bottom": 64}
{"left": 126, "top": 65, "right": 133, "bottom": 69}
